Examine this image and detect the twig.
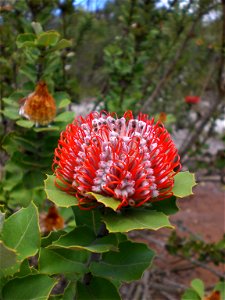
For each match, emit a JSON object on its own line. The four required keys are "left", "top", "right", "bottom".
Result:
{"left": 187, "top": 257, "right": 225, "bottom": 279}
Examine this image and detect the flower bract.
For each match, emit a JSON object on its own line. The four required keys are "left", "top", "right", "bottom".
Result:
{"left": 53, "top": 111, "right": 181, "bottom": 210}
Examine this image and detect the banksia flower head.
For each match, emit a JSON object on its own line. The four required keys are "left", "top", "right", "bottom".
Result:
{"left": 19, "top": 81, "right": 56, "bottom": 125}
{"left": 185, "top": 96, "right": 201, "bottom": 104}
{"left": 53, "top": 111, "right": 181, "bottom": 210}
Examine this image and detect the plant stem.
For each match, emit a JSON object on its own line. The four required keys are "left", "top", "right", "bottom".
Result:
{"left": 83, "top": 222, "right": 109, "bottom": 285}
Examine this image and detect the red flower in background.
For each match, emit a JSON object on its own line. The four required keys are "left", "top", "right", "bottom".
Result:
{"left": 53, "top": 111, "right": 181, "bottom": 210}
{"left": 185, "top": 96, "right": 201, "bottom": 104}
{"left": 19, "top": 81, "right": 56, "bottom": 125}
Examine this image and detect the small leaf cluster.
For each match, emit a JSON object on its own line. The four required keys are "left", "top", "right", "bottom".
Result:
{"left": 166, "top": 231, "right": 225, "bottom": 266}
{"left": 182, "top": 279, "right": 225, "bottom": 300}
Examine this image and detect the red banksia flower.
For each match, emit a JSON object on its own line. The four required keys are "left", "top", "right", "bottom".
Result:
{"left": 53, "top": 111, "right": 181, "bottom": 210}
{"left": 185, "top": 96, "right": 201, "bottom": 104}
{"left": 19, "top": 81, "right": 56, "bottom": 125}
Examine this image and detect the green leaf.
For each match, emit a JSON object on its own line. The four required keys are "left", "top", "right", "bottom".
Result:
{"left": 58, "top": 98, "right": 71, "bottom": 108}
{"left": 16, "top": 119, "right": 34, "bottom": 128}
{"left": 41, "top": 230, "right": 67, "bottom": 247}
{"left": 37, "top": 31, "right": 60, "bottom": 46}
{"left": 49, "top": 39, "right": 72, "bottom": 52}
{"left": 14, "top": 259, "right": 35, "bottom": 277}
{"left": 2, "top": 274, "right": 57, "bottom": 300}
{"left": 1, "top": 202, "right": 40, "bottom": 261}
{"left": 39, "top": 247, "right": 88, "bottom": 275}
{"left": 1, "top": 108, "right": 19, "bottom": 120}
{"left": 90, "top": 241, "right": 155, "bottom": 282}
{"left": 44, "top": 175, "right": 78, "bottom": 207}
{"left": 172, "top": 171, "right": 197, "bottom": 198}
{"left": 76, "top": 276, "right": 121, "bottom": 300}
{"left": 181, "top": 288, "right": 201, "bottom": 300}
{"left": 54, "top": 92, "right": 71, "bottom": 108}
{"left": 54, "top": 111, "right": 75, "bottom": 123}
{"left": 150, "top": 196, "right": 178, "bottom": 215}
{"left": 88, "top": 192, "right": 119, "bottom": 211}
{"left": 48, "top": 226, "right": 118, "bottom": 253}
{"left": 103, "top": 209, "right": 173, "bottom": 233}
{"left": 72, "top": 207, "right": 102, "bottom": 236}
{"left": 0, "top": 241, "right": 18, "bottom": 269}
{"left": 63, "top": 282, "right": 76, "bottom": 300}
{"left": 3, "top": 97, "right": 19, "bottom": 107}
{"left": 191, "top": 279, "right": 204, "bottom": 298}
{"left": 16, "top": 33, "right": 36, "bottom": 48}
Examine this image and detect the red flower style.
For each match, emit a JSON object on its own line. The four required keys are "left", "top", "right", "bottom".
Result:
{"left": 53, "top": 111, "right": 181, "bottom": 210}
{"left": 185, "top": 96, "right": 201, "bottom": 104}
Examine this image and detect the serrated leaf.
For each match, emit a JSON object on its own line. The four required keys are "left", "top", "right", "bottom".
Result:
{"left": 48, "top": 226, "right": 118, "bottom": 253}
{"left": 16, "top": 119, "right": 34, "bottom": 128}
{"left": 44, "top": 175, "right": 78, "bottom": 207}
{"left": 39, "top": 248, "right": 88, "bottom": 275}
{"left": 191, "top": 279, "right": 204, "bottom": 298}
{"left": 76, "top": 276, "right": 121, "bottom": 300}
{"left": 1, "top": 202, "right": 40, "bottom": 261}
{"left": 41, "top": 230, "right": 67, "bottom": 247}
{"left": 151, "top": 196, "right": 178, "bottom": 215}
{"left": 0, "top": 241, "right": 18, "bottom": 269}
{"left": 2, "top": 274, "right": 57, "bottom": 300}
{"left": 172, "top": 171, "right": 197, "bottom": 197}
{"left": 103, "top": 209, "right": 173, "bottom": 233}
{"left": 37, "top": 31, "right": 60, "bottom": 46}
{"left": 90, "top": 241, "right": 155, "bottom": 282}
{"left": 88, "top": 192, "right": 119, "bottom": 211}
